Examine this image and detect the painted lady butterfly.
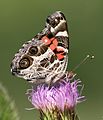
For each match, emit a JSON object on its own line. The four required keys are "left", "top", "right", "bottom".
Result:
{"left": 11, "top": 11, "right": 69, "bottom": 84}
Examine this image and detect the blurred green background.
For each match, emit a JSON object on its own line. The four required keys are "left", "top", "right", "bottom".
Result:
{"left": 0, "top": 0, "right": 103, "bottom": 120}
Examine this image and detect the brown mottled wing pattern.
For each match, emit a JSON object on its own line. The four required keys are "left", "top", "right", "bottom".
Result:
{"left": 11, "top": 11, "right": 69, "bottom": 84}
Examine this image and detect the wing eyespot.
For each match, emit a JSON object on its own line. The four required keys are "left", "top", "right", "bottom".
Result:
{"left": 28, "top": 46, "right": 39, "bottom": 56}
{"left": 19, "top": 56, "right": 33, "bottom": 69}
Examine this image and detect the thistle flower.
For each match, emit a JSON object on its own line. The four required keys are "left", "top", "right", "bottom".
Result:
{"left": 27, "top": 77, "right": 85, "bottom": 120}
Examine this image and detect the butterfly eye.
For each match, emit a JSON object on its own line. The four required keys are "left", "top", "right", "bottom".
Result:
{"left": 29, "top": 46, "right": 38, "bottom": 56}
{"left": 19, "top": 58, "right": 30, "bottom": 69}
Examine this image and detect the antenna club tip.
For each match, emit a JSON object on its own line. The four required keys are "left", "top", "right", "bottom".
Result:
{"left": 86, "top": 55, "right": 90, "bottom": 58}
{"left": 91, "top": 55, "right": 95, "bottom": 59}
{"left": 86, "top": 54, "right": 95, "bottom": 59}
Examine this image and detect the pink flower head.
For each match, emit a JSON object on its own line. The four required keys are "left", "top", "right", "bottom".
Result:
{"left": 27, "top": 78, "right": 85, "bottom": 112}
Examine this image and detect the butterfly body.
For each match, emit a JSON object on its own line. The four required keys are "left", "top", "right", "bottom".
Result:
{"left": 11, "top": 11, "right": 69, "bottom": 84}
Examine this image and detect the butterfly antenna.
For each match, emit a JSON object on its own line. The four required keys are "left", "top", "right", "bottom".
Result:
{"left": 72, "top": 54, "right": 94, "bottom": 72}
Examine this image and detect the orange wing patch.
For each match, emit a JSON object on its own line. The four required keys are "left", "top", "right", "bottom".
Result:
{"left": 42, "top": 36, "right": 65, "bottom": 60}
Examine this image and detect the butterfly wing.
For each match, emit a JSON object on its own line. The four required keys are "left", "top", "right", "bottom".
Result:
{"left": 11, "top": 11, "right": 69, "bottom": 84}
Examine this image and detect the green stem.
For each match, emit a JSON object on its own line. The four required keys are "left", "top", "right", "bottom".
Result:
{"left": 39, "top": 108, "right": 79, "bottom": 120}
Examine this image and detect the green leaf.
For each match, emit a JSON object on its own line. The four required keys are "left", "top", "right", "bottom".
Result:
{"left": 0, "top": 83, "right": 20, "bottom": 120}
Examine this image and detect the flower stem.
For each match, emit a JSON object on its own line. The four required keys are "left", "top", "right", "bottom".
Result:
{"left": 39, "top": 109, "right": 79, "bottom": 120}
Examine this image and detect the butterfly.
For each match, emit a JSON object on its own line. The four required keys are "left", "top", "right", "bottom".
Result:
{"left": 11, "top": 11, "right": 69, "bottom": 84}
